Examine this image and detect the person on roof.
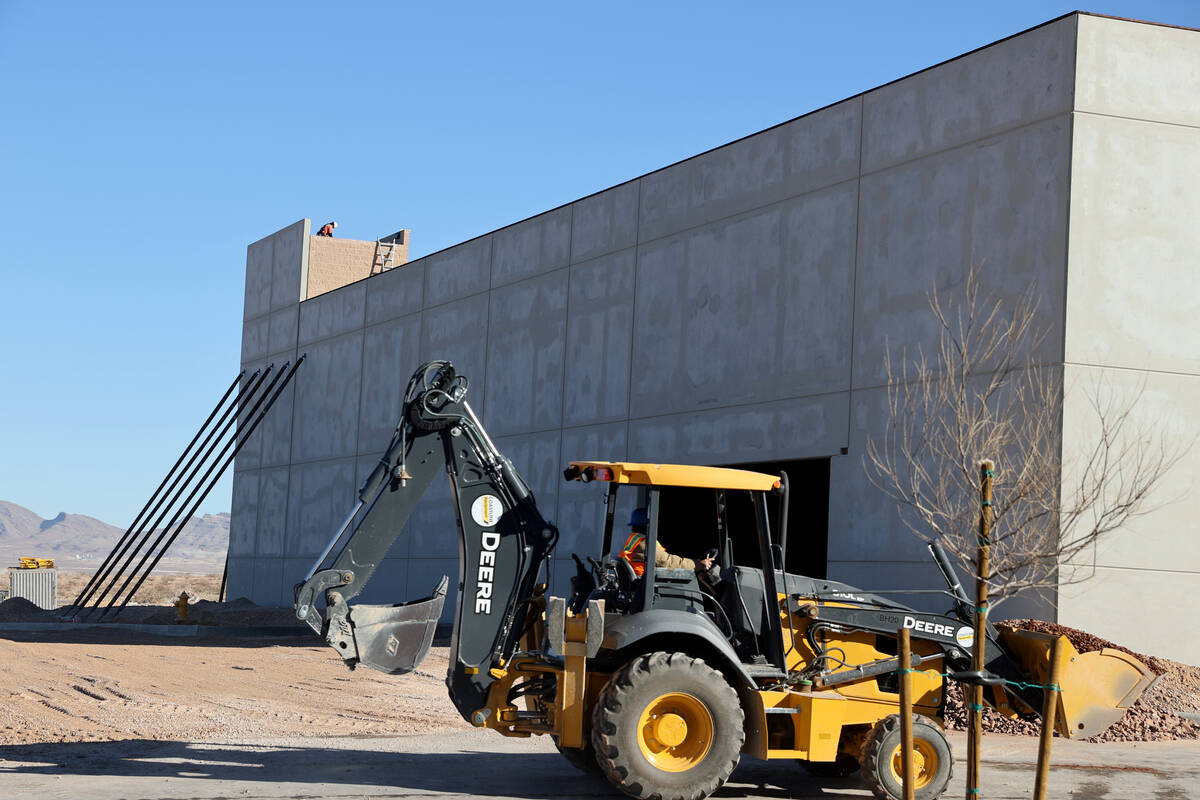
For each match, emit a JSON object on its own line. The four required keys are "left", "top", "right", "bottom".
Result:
{"left": 317, "top": 220, "right": 338, "bottom": 237}
{"left": 620, "top": 507, "right": 714, "bottom": 576}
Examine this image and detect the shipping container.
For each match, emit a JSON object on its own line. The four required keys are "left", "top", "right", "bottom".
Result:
{"left": 8, "top": 568, "right": 57, "bottom": 609}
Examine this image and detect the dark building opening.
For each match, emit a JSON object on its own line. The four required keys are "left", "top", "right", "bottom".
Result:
{"left": 651, "top": 458, "right": 830, "bottom": 579}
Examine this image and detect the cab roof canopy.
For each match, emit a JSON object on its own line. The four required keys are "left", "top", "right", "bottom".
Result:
{"left": 566, "top": 461, "right": 780, "bottom": 492}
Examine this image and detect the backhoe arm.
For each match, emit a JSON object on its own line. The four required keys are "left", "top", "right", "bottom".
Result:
{"left": 293, "top": 361, "right": 558, "bottom": 721}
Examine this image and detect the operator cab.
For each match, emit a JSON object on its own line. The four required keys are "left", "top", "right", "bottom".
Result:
{"left": 562, "top": 461, "right": 794, "bottom": 673}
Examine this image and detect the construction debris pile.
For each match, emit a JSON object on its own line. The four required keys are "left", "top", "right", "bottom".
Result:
{"left": 945, "top": 619, "right": 1200, "bottom": 742}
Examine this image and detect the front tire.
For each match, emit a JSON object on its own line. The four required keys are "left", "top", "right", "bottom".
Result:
{"left": 591, "top": 652, "right": 744, "bottom": 800}
{"left": 860, "top": 714, "right": 953, "bottom": 800}
{"left": 556, "top": 740, "right": 602, "bottom": 774}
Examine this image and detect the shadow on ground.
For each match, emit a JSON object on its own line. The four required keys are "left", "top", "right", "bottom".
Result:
{"left": 0, "top": 739, "right": 855, "bottom": 798}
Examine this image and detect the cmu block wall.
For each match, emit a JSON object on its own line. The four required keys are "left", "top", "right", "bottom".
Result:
{"left": 232, "top": 14, "right": 1200, "bottom": 664}
{"left": 306, "top": 235, "right": 411, "bottom": 299}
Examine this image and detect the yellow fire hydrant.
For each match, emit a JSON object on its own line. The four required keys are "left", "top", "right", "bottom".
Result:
{"left": 174, "top": 591, "right": 190, "bottom": 623}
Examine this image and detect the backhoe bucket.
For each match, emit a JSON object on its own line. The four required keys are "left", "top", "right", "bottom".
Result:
{"left": 998, "top": 625, "right": 1158, "bottom": 739}
{"left": 348, "top": 576, "right": 448, "bottom": 675}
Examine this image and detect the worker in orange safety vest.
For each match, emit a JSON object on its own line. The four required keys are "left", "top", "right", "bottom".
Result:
{"left": 620, "top": 507, "right": 714, "bottom": 576}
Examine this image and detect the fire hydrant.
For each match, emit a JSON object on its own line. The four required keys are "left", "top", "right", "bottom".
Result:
{"left": 174, "top": 591, "right": 190, "bottom": 623}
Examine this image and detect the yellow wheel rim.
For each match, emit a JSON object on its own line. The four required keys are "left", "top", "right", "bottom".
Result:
{"left": 636, "top": 692, "right": 714, "bottom": 772}
{"left": 889, "top": 738, "right": 938, "bottom": 789}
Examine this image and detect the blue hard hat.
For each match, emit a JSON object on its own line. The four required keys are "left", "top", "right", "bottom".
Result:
{"left": 629, "top": 508, "right": 648, "bottom": 528}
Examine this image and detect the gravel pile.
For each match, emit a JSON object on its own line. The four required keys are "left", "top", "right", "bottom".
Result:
{"left": 942, "top": 619, "right": 1200, "bottom": 742}
{"left": 0, "top": 596, "right": 58, "bottom": 622}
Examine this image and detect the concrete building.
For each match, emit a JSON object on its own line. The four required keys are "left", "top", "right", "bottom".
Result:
{"left": 229, "top": 13, "right": 1200, "bottom": 664}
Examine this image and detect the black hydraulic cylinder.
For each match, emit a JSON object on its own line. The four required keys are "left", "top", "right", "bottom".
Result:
{"left": 929, "top": 540, "right": 973, "bottom": 620}
{"left": 79, "top": 366, "right": 274, "bottom": 618}
{"left": 817, "top": 651, "right": 931, "bottom": 689}
{"left": 101, "top": 357, "right": 304, "bottom": 618}
{"left": 68, "top": 369, "right": 261, "bottom": 615}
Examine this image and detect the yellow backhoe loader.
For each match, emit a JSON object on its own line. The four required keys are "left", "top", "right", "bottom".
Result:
{"left": 293, "top": 361, "right": 1156, "bottom": 800}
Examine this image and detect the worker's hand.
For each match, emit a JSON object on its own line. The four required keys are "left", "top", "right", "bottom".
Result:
{"left": 697, "top": 555, "right": 715, "bottom": 571}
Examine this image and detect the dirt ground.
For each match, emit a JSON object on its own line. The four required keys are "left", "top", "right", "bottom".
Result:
{"left": 0, "top": 632, "right": 470, "bottom": 746}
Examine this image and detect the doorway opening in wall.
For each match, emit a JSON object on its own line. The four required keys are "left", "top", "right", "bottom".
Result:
{"left": 652, "top": 458, "right": 830, "bottom": 580}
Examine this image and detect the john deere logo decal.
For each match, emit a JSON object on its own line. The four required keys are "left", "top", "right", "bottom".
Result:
{"left": 471, "top": 494, "right": 503, "bottom": 528}
{"left": 956, "top": 626, "right": 975, "bottom": 648}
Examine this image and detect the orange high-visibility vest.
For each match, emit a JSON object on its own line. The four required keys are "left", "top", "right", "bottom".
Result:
{"left": 621, "top": 531, "right": 647, "bottom": 576}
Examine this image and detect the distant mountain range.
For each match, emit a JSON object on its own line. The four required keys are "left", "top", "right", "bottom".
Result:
{"left": 0, "top": 501, "right": 229, "bottom": 573}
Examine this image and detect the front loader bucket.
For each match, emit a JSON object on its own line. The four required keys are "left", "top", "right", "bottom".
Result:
{"left": 998, "top": 625, "right": 1158, "bottom": 739}
{"left": 348, "top": 576, "right": 448, "bottom": 675}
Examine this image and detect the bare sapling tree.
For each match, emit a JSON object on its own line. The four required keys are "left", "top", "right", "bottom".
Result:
{"left": 865, "top": 263, "right": 1182, "bottom": 605}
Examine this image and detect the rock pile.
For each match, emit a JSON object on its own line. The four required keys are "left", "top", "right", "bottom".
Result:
{"left": 942, "top": 619, "right": 1200, "bottom": 742}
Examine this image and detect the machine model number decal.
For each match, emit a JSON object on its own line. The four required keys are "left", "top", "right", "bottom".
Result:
{"left": 474, "top": 530, "right": 501, "bottom": 614}
{"left": 902, "top": 615, "right": 955, "bottom": 638}
{"left": 471, "top": 494, "right": 504, "bottom": 527}
{"left": 956, "top": 626, "right": 975, "bottom": 648}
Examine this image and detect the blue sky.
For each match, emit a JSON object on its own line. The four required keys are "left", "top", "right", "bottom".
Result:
{"left": 2, "top": 1, "right": 1197, "bottom": 527}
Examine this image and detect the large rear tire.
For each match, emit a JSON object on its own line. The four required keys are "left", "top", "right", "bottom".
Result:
{"left": 591, "top": 651, "right": 744, "bottom": 800}
{"left": 860, "top": 714, "right": 953, "bottom": 800}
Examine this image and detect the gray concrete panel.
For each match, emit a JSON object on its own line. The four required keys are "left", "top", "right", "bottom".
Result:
{"left": 406, "top": 478, "right": 458, "bottom": 559}
{"left": 548, "top": 558, "right": 574, "bottom": 602}
{"left": 298, "top": 282, "right": 367, "bottom": 347}
{"left": 491, "top": 430, "right": 562, "bottom": 522}
{"left": 241, "top": 316, "right": 270, "bottom": 363}
{"left": 1059, "top": 565, "right": 1200, "bottom": 665}
{"left": 639, "top": 100, "right": 861, "bottom": 243}
{"left": 423, "top": 236, "right": 492, "bottom": 307}
{"left": 228, "top": 470, "right": 259, "bottom": 557}
{"left": 352, "top": 557, "right": 409, "bottom": 606}
{"left": 1065, "top": 114, "right": 1200, "bottom": 373}
{"left": 255, "top": 467, "right": 290, "bottom": 557}
{"left": 1059, "top": 366, "right": 1200, "bottom": 574}
{"left": 563, "top": 249, "right": 636, "bottom": 427}
{"left": 407, "top": 557, "right": 459, "bottom": 623}
{"left": 284, "top": 458, "right": 357, "bottom": 557}
{"left": 491, "top": 207, "right": 571, "bottom": 288}
{"left": 779, "top": 183, "right": 857, "bottom": 395}
{"left": 1076, "top": 15, "right": 1200, "bottom": 128}
{"left": 420, "top": 292, "right": 490, "bottom": 417}
{"left": 853, "top": 116, "right": 1071, "bottom": 389}
{"left": 570, "top": 181, "right": 639, "bottom": 263}
{"left": 627, "top": 392, "right": 848, "bottom": 465}
{"left": 244, "top": 237, "right": 273, "bottom": 322}
{"left": 483, "top": 270, "right": 567, "bottom": 436}
{"left": 270, "top": 220, "right": 308, "bottom": 312}
{"left": 233, "top": 359, "right": 269, "bottom": 471}
{"left": 291, "top": 332, "right": 363, "bottom": 462}
{"left": 223, "top": 555, "right": 254, "bottom": 602}
{"left": 826, "top": 386, "right": 925, "bottom": 563}
{"left": 267, "top": 306, "right": 298, "bottom": 356}
{"left": 557, "top": 423, "right": 631, "bottom": 555}
{"left": 827, "top": 559, "right": 1054, "bottom": 620}
{"left": 366, "top": 259, "right": 425, "bottom": 325}
{"left": 358, "top": 314, "right": 422, "bottom": 454}
{"left": 862, "top": 17, "right": 1075, "bottom": 172}
{"left": 280, "top": 557, "right": 318, "bottom": 605}
{"left": 251, "top": 557, "right": 284, "bottom": 606}
{"left": 258, "top": 377, "right": 295, "bottom": 468}
{"left": 631, "top": 207, "right": 784, "bottom": 416}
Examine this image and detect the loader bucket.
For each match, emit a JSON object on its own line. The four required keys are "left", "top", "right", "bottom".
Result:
{"left": 997, "top": 625, "right": 1158, "bottom": 739}
{"left": 348, "top": 576, "right": 448, "bottom": 675}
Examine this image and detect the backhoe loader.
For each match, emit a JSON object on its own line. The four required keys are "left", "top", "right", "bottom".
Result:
{"left": 293, "top": 360, "right": 1156, "bottom": 800}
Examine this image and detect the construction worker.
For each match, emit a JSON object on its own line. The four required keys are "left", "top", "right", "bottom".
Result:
{"left": 620, "top": 508, "right": 715, "bottom": 576}
{"left": 317, "top": 220, "right": 338, "bottom": 237}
